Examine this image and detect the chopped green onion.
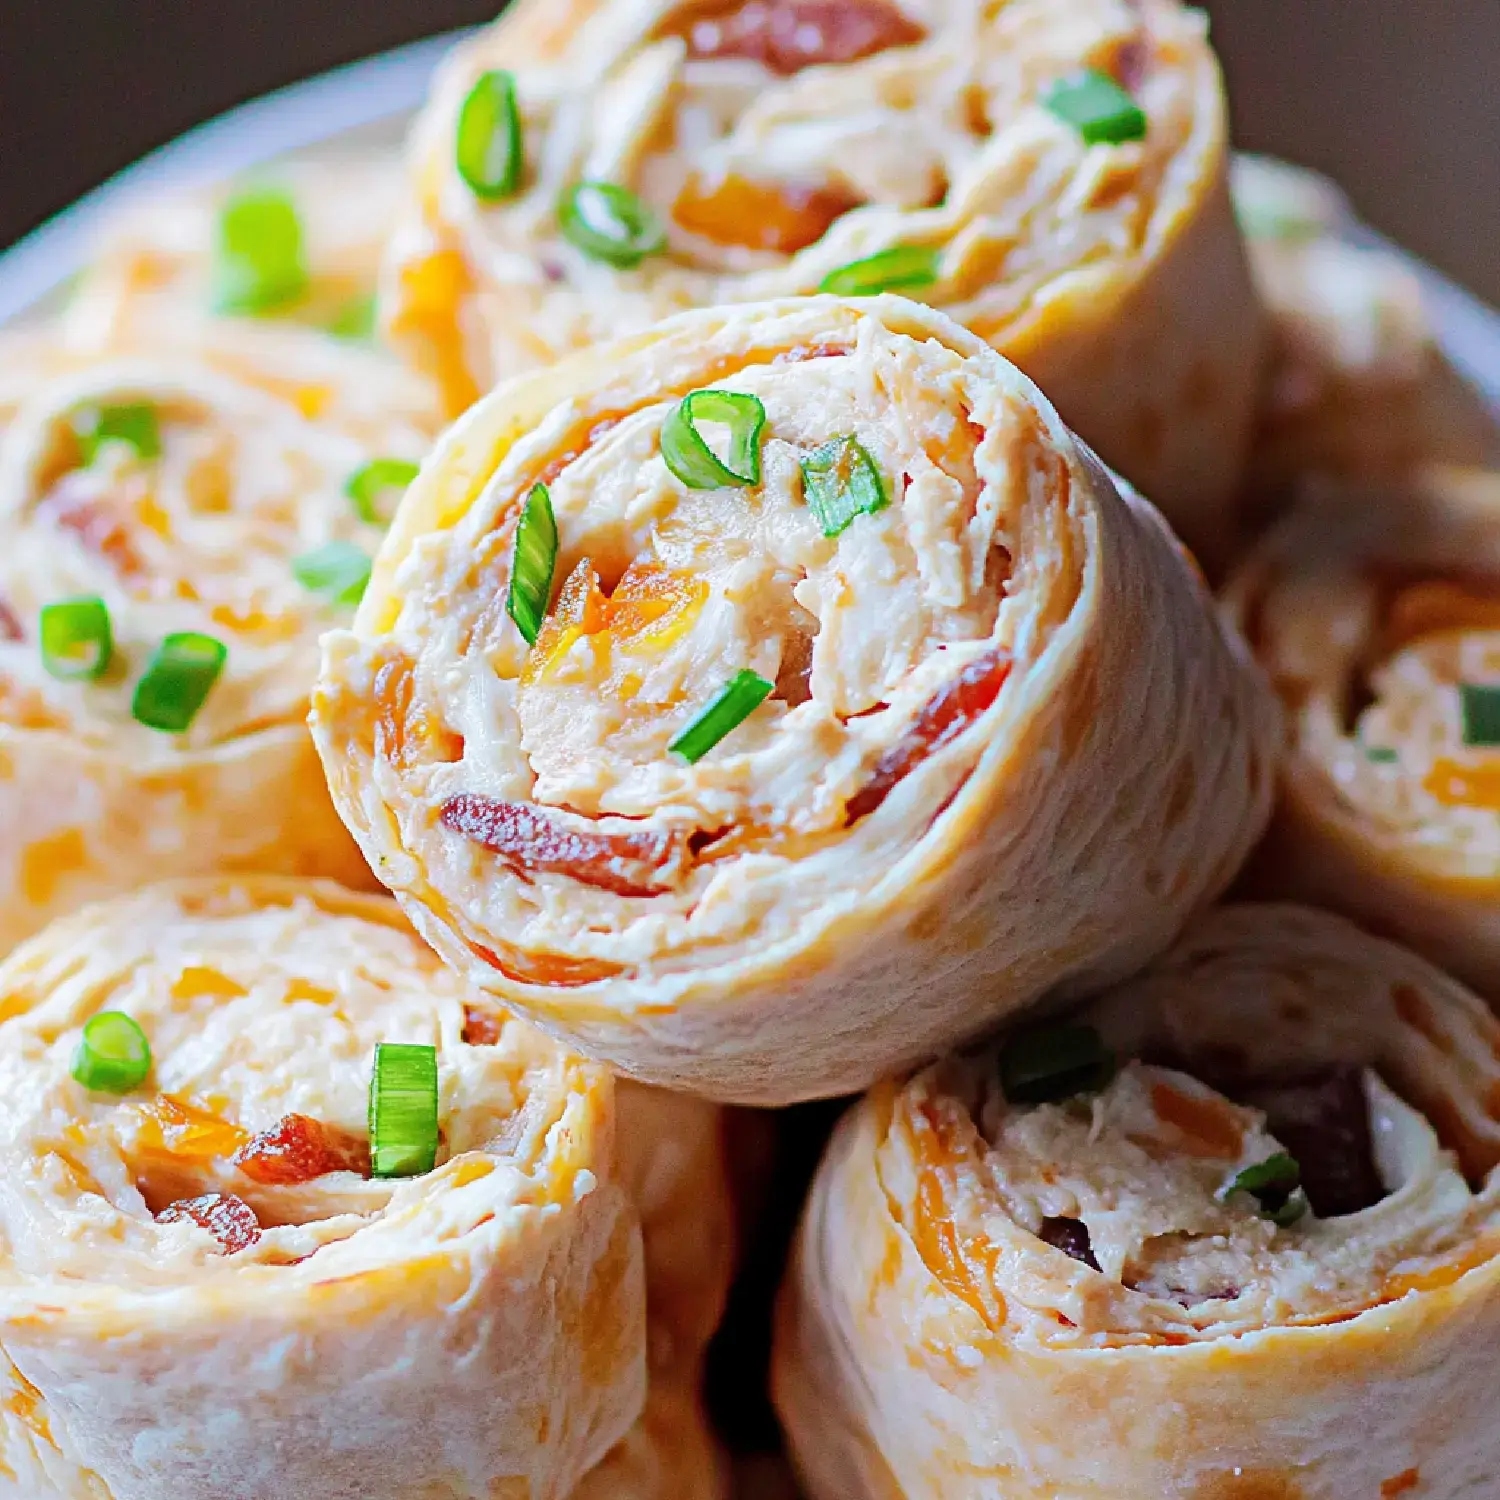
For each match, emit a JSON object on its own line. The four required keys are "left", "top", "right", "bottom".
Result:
{"left": 819, "top": 244, "right": 941, "bottom": 297}
{"left": 39, "top": 596, "right": 114, "bottom": 682}
{"left": 293, "top": 542, "right": 372, "bottom": 608}
{"left": 507, "top": 483, "right": 559, "bottom": 646}
{"left": 670, "top": 669, "right": 774, "bottom": 764}
{"left": 369, "top": 1042, "right": 440, "bottom": 1178}
{"left": 327, "top": 292, "right": 377, "bottom": 341}
{"left": 1364, "top": 745, "right": 1399, "bottom": 764}
{"left": 456, "top": 70, "right": 524, "bottom": 201}
{"left": 131, "top": 632, "right": 228, "bottom": 734}
{"left": 661, "top": 390, "right": 766, "bottom": 489}
{"left": 346, "top": 458, "right": 421, "bottom": 526}
{"left": 214, "top": 185, "right": 308, "bottom": 315}
{"left": 70, "top": 1011, "right": 152, "bottom": 1094}
{"left": 1043, "top": 69, "right": 1148, "bottom": 147}
{"left": 799, "top": 435, "right": 889, "bottom": 537}
{"left": 72, "top": 403, "right": 160, "bottom": 466}
{"left": 1459, "top": 683, "right": 1500, "bottom": 747}
{"left": 1221, "top": 1152, "right": 1308, "bottom": 1227}
{"left": 558, "top": 181, "right": 666, "bottom": 269}
{"left": 999, "top": 1024, "right": 1117, "bottom": 1105}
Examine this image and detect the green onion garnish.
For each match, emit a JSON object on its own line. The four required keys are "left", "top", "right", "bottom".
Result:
{"left": 369, "top": 1042, "right": 440, "bottom": 1178}
{"left": 72, "top": 403, "right": 160, "bottom": 466}
{"left": 70, "top": 1011, "right": 152, "bottom": 1094}
{"left": 661, "top": 390, "right": 767, "bottom": 490}
{"left": 346, "top": 458, "right": 421, "bottom": 526}
{"left": 999, "top": 1025, "right": 1117, "bottom": 1105}
{"left": 507, "top": 483, "right": 559, "bottom": 646}
{"left": 292, "top": 542, "right": 372, "bottom": 608}
{"left": 456, "top": 70, "right": 524, "bottom": 201}
{"left": 327, "top": 292, "right": 377, "bottom": 341}
{"left": 1364, "top": 745, "right": 1399, "bottom": 764}
{"left": 39, "top": 596, "right": 114, "bottom": 682}
{"left": 819, "top": 244, "right": 941, "bottom": 297}
{"left": 1221, "top": 1152, "right": 1309, "bottom": 1227}
{"left": 131, "top": 632, "right": 228, "bottom": 734}
{"left": 670, "top": 669, "right": 774, "bottom": 764}
{"left": 1042, "top": 69, "right": 1148, "bottom": 147}
{"left": 1459, "top": 683, "right": 1500, "bottom": 747}
{"left": 799, "top": 435, "right": 889, "bottom": 537}
{"left": 214, "top": 185, "right": 308, "bottom": 315}
{"left": 558, "top": 181, "right": 666, "bottom": 269}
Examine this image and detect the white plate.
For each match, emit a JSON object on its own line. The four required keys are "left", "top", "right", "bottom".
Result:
{"left": 3, "top": 25, "right": 1500, "bottom": 422}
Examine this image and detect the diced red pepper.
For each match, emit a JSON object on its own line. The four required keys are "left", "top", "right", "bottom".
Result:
{"left": 462, "top": 1004, "right": 506, "bottom": 1046}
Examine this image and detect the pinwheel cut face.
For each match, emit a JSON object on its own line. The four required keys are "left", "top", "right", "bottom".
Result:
{"left": 0, "top": 372, "right": 404, "bottom": 751}
{"left": 426, "top": 0, "right": 1199, "bottom": 317}
{"left": 1266, "top": 561, "right": 1500, "bottom": 867}
{"left": 348, "top": 320, "right": 1049, "bottom": 973}
{"left": 0, "top": 893, "right": 557, "bottom": 1281}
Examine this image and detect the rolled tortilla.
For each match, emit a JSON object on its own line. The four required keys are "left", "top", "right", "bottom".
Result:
{"left": 312, "top": 294, "right": 1277, "bottom": 1104}
{"left": 1224, "top": 466, "right": 1500, "bottom": 1000}
{"left": 0, "top": 333, "right": 437, "bottom": 953}
{"left": 386, "top": 0, "right": 1263, "bottom": 564}
{"left": 774, "top": 902, "right": 1500, "bottom": 1500}
{"left": 0, "top": 876, "right": 646, "bottom": 1500}
{"left": 1231, "top": 154, "right": 1497, "bottom": 500}
{"left": 65, "top": 155, "right": 406, "bottom": 350}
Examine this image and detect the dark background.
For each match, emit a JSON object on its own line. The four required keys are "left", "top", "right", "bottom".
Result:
{"left": 2, "top": 0, "right": 1497, "bottom": 304}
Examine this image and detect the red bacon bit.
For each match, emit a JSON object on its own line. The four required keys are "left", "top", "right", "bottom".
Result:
{"left": 0, "top": 597, "right": 22, "bottom": 643}
{"left": 441, "top": 793, "right": 685, "bottom": 898}
{"left": 155, "top": 1192, "right": 261, "bottom": 1254}
{"left": 671, "top": 0, "right": 926, "bottom": 75}
{"left": 845, "top": 647, "right": 1012, "bottom": 823}
{"left": 232, "top": 1113, "right": 370, "bottom": 1186}
{"left": 467, "top": 937, "right": 626, "bottom": 988}
{"left": 42, "top": 484, "right": 146, "bottom": 578}
{"left": 462, "top": 1004, "right": 506, "bottom": 1046}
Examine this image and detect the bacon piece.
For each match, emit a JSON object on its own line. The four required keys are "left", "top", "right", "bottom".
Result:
{"left": 1234, "top": 1066, "right": 1384, "bottom": 1219}
{"left": 155, "top": 1192, "right": 261, "bottom": 1253}
{"left": 0, "top": 597, "right": 22, "bottom": 643}
{"left": 233, "top": 1113, "right": 370, "bottom": 1185}
{"left": 670, "top": 0, "right": 926, "bottom": 75}
{"left": 846, "top": 647, "right": 1012, "bottom": 823}
{"left": 674, "top": 172, "right": 860, "bottom": 254}
{"left": 467, "top": 937, "right": 625, "bottom": 988}
{"left": 42, "top": 484, "right": 147, "bottom": 578}
{"left": 442, "top": 793, "right": 685, "bottom": 898}
{"left": 462, "top": 1004, "right": 506, "bottom": 1045}
{"left": 1037, "top": 1216, "right": 1100, "bottom": 1271}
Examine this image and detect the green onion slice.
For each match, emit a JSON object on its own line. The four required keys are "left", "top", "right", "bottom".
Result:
{"left": 1221, "top": 1152, "right": 1308, "bottom": 1227}
{"left": 558, "top": 181, "right": 666, "bottom": 269}
{"left": 1043, "top": 69, "right": 1148, "bottom": 147}
{"left": 39, "top": 596, "right": 114, "bottom": 681}
{"left": 670, "top": 669, "right": 774, "bottom": 764}
{"left": 72, "top": 403, "right": 160, "bottom": 466}
{"left": 819, "top": 244, "right": 941, "bottom": 297}
{"left": 999, "top": 1024, "right": 1117, "bottom": 1105}
{"left": 507, "top": 483, "right": 559, "bottom": 646}
{"left": 799, "top": 435, "right": 889, "bottom": 537}
{"left": 1460, "top": 682, "right": 1500, "bottom": 747}
{"left": 1364, "top": 745, "right": 1399, "bottom": 764}
{"left": 214, "top": 185, "right": 309, "bottom": 315}
{"left": 661, "top": 390, "right": 767, "bottom": 489}
{"left": 369, "top": 1042, "right": 440, "bottom": 1178}
{"left": 131, "top": 632, "right": 228, "bottom": 734}
{"left": 327, "top": 292, "right": 377, "bottom": 341}
{"left": 293, "top": 542, "right": 372, "bottom": 608}
{"left": 346, "top": 458, "right": 421, "bottom": 526}
{"left": 70, "top": 1011, "right": 152, "bottom": 1094}
{"left": 456, "top": 70, "right": 524, "bottom": 201}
